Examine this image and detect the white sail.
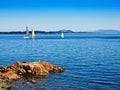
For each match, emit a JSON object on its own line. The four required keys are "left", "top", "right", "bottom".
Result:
{"left": 32, "top": 28, "right": 35, "bottom": 39}
{"left": 61, "top": 32, "right": 64, "bottom": 38}
{"left": 24, "top": 26, "right": 30, "bottom": 38}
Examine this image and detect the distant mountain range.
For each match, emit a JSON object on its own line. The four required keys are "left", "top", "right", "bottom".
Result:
{"left": 0, "top": 29, "right": 120, "bottom": 34}
{"left": 93, "top": 29, "right": 120, "bottom": 34}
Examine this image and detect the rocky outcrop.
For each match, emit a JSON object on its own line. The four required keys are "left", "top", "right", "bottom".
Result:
{"left": 0, "top": 61, "right": 65, "bottom": 80}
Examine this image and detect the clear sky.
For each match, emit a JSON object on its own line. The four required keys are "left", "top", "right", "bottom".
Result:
{"left": 0, "top": 0, "right": 120, "bottom": 31}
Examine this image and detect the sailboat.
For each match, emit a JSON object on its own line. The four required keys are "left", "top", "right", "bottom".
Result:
{"left": 31, "top": 28, "right": 35, "bottom": 39}
{"left": 24, "top": 26, "right": 30, "bottom": 38}
{"left": 61, "top": 32, "right": 64, "bottom": 38}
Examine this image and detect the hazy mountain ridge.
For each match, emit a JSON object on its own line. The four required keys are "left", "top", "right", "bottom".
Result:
{"left": 93, "top": 29, "right": 120, "bottom": 34}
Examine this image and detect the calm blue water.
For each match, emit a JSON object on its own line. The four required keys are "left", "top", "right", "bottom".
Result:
{"left": 0, "top": 33, "right": 120, "bottom": 90}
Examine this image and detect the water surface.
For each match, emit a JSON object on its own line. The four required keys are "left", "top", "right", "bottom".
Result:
{"left": 0, "top": 33, "right": 120, "bottom": 90}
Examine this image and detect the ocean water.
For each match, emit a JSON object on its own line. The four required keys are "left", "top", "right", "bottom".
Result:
{"left": 0, "top": 33, "right": 120, "bottom": 90}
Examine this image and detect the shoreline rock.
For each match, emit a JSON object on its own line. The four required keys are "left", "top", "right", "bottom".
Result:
{"left": 0, "top": 61, "right": 65, "bottom": 89}
{"left": 0, "top": 78, "right": 12, "bottom": 90}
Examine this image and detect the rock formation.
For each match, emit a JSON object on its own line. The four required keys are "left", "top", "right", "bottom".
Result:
{"left": 0, "top": 61, "right": 65, "bottom": 80}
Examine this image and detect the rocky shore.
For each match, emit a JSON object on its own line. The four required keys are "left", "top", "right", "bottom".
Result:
{"left": 0, "top": 61, "right": 65, "bottom": 90}
{"left": 0, "top": 79, "right": 12, "bottom": 90}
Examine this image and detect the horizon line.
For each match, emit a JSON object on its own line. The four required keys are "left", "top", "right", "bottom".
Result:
{"left": 0, "top": 29, "right": 120, "bottom": 33}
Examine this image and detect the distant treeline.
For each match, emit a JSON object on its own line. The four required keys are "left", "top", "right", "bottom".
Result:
{"left": 0, "top": 30, "right": 74, "bottom": 34}
{"left": 0, "top": 31, "right": 57, "bottom": 34}
{"left": 1, "top": 29, "right": 120, "bottom": 34}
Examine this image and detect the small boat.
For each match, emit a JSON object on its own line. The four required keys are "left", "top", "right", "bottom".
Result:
{"left": 61, "top": 32, "right": 64, "bottom": 38}
{"left": 24, "top": 26, "right": 30, "bottom": 38}
{"left": 24, "top": 34, "right": 30, "bottom": 38}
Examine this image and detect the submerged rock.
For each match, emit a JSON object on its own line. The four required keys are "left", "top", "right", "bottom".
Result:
{"left": 31, "top": 79, "right": 36, "bottom": 83}
{"left": 25, "top": 81, "right": 31, "bottom": 85}
{"left": 0, "top": 79, "right": 12, "bottom": 90}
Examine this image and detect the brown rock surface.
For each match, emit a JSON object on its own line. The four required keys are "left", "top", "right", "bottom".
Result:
{"left": 0, "top": 70, "right": 20, "bottom": 80}
{"left": 0, "top": 61, "right": 65, "bottom": 80}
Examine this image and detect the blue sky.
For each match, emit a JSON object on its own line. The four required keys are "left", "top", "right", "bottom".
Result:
{"left": 0, "top": 0, "right": 120, "bottom": 31}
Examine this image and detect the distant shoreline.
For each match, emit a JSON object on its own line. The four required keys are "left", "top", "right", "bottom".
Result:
{"left": 0, "top": 31, "right": 59, "bottom": 34}
{"left": 0, "top": 29, "right": 120, "bottom": 34}
{"left": 0, "top": 30, "right": 74, "bottom": 34}
{"left": 0, "top": 32, "right": 94, "bottom": 35}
